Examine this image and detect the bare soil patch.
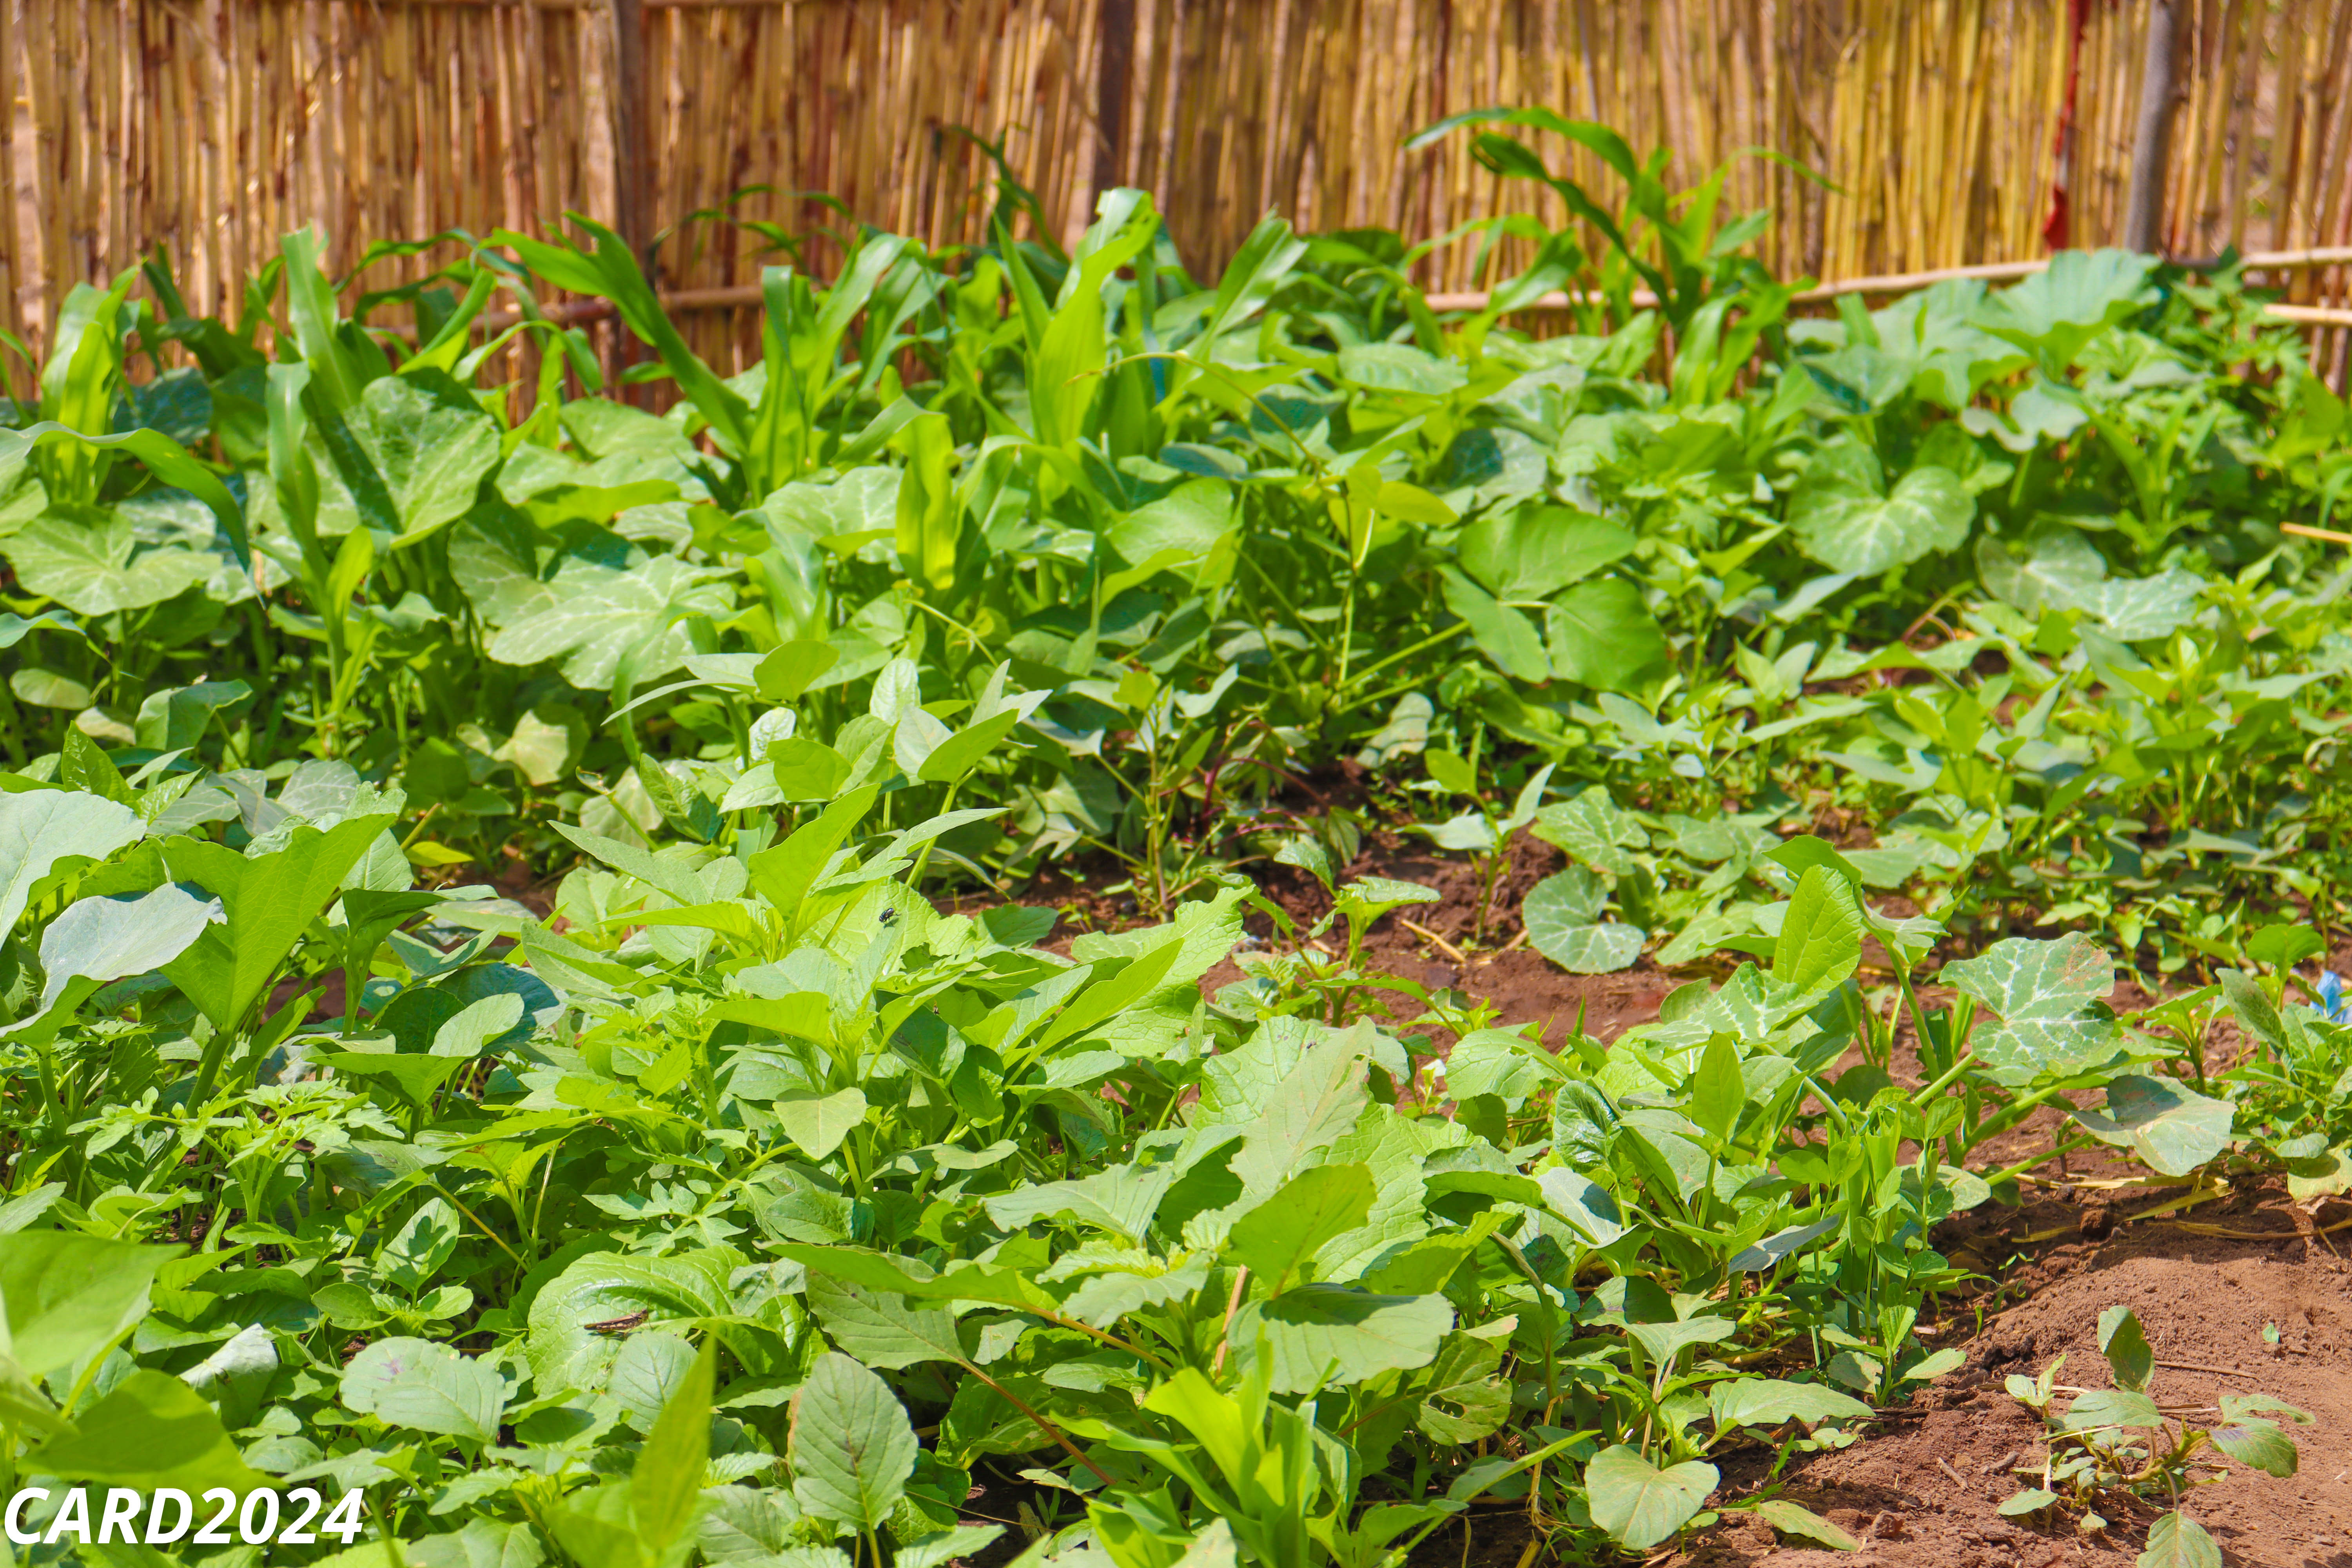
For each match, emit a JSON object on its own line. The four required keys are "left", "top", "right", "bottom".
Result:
{"left": 1691, "top": 1214, "right": 2352, "bottom": 1567}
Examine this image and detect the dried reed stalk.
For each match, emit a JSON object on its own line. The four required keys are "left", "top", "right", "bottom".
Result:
{"left": 0, "top": 0, "right": 2346, "bottom": 388}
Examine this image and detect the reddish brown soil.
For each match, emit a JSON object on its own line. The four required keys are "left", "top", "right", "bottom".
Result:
{"left": 1692, "top": 1213, "right": 2352, "bottom": 1568}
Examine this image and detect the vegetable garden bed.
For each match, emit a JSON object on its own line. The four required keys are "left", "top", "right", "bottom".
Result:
{"left": 2, "top": 118, "right": 2352, "bottom": 1566}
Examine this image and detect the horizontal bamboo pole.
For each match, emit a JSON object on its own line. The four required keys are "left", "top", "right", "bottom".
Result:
{"left": 2265, "top": 304, "right": 2352, "bottom": 328}
{"left": 408, "top": 253, "right": 2352, "bottom": 344}
{"left": 1424, "top": 245, "right": 2352, "bottom": 315}
{"left": 373, "top": 0, "right": 780, "bottom": 8}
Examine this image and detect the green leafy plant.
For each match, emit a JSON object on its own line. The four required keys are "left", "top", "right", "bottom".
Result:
{"left": 1999, "top": 1306, "right": 2304, "bottom": 1559}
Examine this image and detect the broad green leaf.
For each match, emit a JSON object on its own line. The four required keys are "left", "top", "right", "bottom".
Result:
{"left": 2097, "top": 1305, "right": 2153, "bottom": 1392}
{"left": 2220, "top": 967, "right": 2285, "bottom": 1053}
{"left": 1583, "top": 1444, "right": 1717, "bottom": 1550}
{"left": 897, "top": 1528, "right": 1007, "bottom": 1568}
{"left": 0, "top": 1230, "right": 180, "bottom": 1376}
{"left": 753, "top": 640, "right": 843, "bottom": 705}
{"left": 1546, "top": 578, "right": 1667, "bottom": 691}
{"left": 1458, "top": 504, "right": 1634, "bottom": 601}
{"left": 1710, "top": 1378, "right": 1874, "bottom": 1430}
{"left": 1976, "top": 524, "right": 2107, "bottom": 615}
{"left": 11, "top": 882, "right": 218, "bottom": 1038}
{"left": 1617, "top": 1109, "right": 1712, "bottom": 1202}
{"left": 1061, "top": 1256, "right": 1214, "bottom": 1330}
{"left": 18, "top": 664, "right": 102, "bottom": 710}
{"left": 1799, "top": 344, "right": 1912, "bottom": 414}
{"left": 0, "top": 610, "right": 78, "bottom": 650}
{"left": 1727, "top": 1217, "right": 1838, "bottom": 1273}
{"left": 981, "top": 1162, "right": 1174, "bottom": 1243}
{"left": 314, "top": 1048, "right": 468, "bottom": 1105}
{"left": 2136, "top": 1510, "right": 2222, "bottom": 1568}
{"left": 1996, "top": 1489, "right": 2058, "bottom": 1516}
{"left": 606, "top": 1331, "right": 697, "bottom": 1430}
{"left": 1225, "top": 1163, "right": 1375, "bottom": 1292}
{"left": 2086, "top": 569, "right": 2203, "bottom": 642}
{"left": 525, "top": 1247, "right": 741, "bottom": 1391}
{"left": 1942, "top": 933, "right": 2120, "bottom": 1074}
{"left": 1788, "top": 450, "right": 1971, "bottom": 574}
{"left": 1772, "top": 865, "right": 1862, "bottom": 996}
{"left": 743, "top": 786, "right": 881, "bottom": 921}
{"left": 1413, "top": 1333, "right": 1511, "bottom": 1444}
{"left": 1107, "top": 479, "right": 1236, "bottom": 584}
{"left": 1753, "top": 1498, "right": 1859, "bottom": 1550}
{"left": 770, "top": 1245, "right": 1058, "bottom": 1318}
{"left": 341, "top": 1336, "right": 505, "bottom": 1441}
{"left": 24, "top": 1370, "right": 269, "bottom": 1492}
{"left": 763, "top": 468, "right": 899, "bottom": 546}
{"left": 1535, "top": 1168, "right": 1626, "bottom": 1247}
{"left": 1524, "top": 870, "right": 1645, "bottom": 973}
{"left": 2061, "top": 1387, "right": 2166, "bottom": 1431}
{"left": 403, "top": 1520, "right": 552, "bottom": 1568}
{"left": 916, "top": 710, "right": 1022, "bottom": 786}
{"left": 632, "top": 1339, "right": 717, "bottom": 1552}
{"left": 1227, "top": 1284, "right": 1451, "bottom": 1392}
{"left": 2207, "top": 1416, "right": 2296, "bottom": 1477}
{"left": 430, "top": 991, "right": 528, "bottom": 1057}
{"left": 1686, "top": 1035, "right": 1745, "bottom": 1143}
{"left": 1338, "top": 342, "right": 1467, "bottom": 397}
{"left": 483, "top": 554, "right": 734, "bottom": 690}
{"left": 1441, "top": 566, "right": 1549, "bottom": 683}
{"left": 1974, "top": 249, "right": 2156, "bottom": 370}
{"left": 1624, "top": 1315, "right": 1737, "bottom": 1363}
{"left": 135, "top": 679, "right": 253, "bottom": 752}
{"left": 790, "top": 1352, "right": 918, "bottom": 1531}
{"left": 314, "top": 369, "right": 501, "bottom": 544}
{"left": 1532, "top": 787, "right": 1646, "bottom": 875}
{"left": 2, "top": 512, "right": 210, "bottom": 615}
{"left": 2074, "top": 1076, "right": 2234, "bottom": 1178}
{"left": 160, "top": 813, "right": 394, "bottom": 1032}
{"left": 771, "top": 1087, "right": 869, "bottom": 1159}
{"left": 550, "top": 819, "right": 711, "bottom": 908}
{"left": 0, "top": 789, "right": 142, "bottom": 941}
{"left": 2247, "top": 924, "right": 2327, "bottom": 971}
{"left": 381, "top": 1198, "right": 464, "bottom": 1292}
{"left": 2219, "top": 1392, "right": 2314, "bottom": 1426}
{"left": 804, "top": 1274, "right": 965, "bottom": 1369}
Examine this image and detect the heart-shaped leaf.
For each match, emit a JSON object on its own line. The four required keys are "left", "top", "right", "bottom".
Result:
{"left": 1788, "top": 449, "right": 1971, "bottom": 574}
{"left": 1525, "top": 870, "right": 1646, "bottom": 974}
{"left": 1583, "top": 1444, "right": 1718, "bottom": 1550}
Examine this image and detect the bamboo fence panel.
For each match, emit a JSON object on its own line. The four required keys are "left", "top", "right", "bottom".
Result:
{"left": 0, "top": 0, "right": 2346, "bottom": 388}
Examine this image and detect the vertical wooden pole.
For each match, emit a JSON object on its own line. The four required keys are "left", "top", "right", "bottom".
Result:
{"left": 0, "top": 0, "right": 22, "bottom": 399}
{"left": 2124, "top": 0, "right": 2181, "bottom": 253}
{"left": 611, "top": 0, "right": 652, "bottom": 267}
{"left": 1094, "top": 0, "right": 1136, "bottom": 206}
{"left": 608, "top": 0, "right": 652, "bottom": 394}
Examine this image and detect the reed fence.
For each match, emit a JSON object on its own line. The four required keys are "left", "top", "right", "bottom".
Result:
{"left": 8, "top": 0, "right": 2351, "bottom": 387}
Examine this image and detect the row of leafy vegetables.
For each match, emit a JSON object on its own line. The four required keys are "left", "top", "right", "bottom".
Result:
{"left": 0, "top": 114, "right": 2345, "bottom": 1563}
